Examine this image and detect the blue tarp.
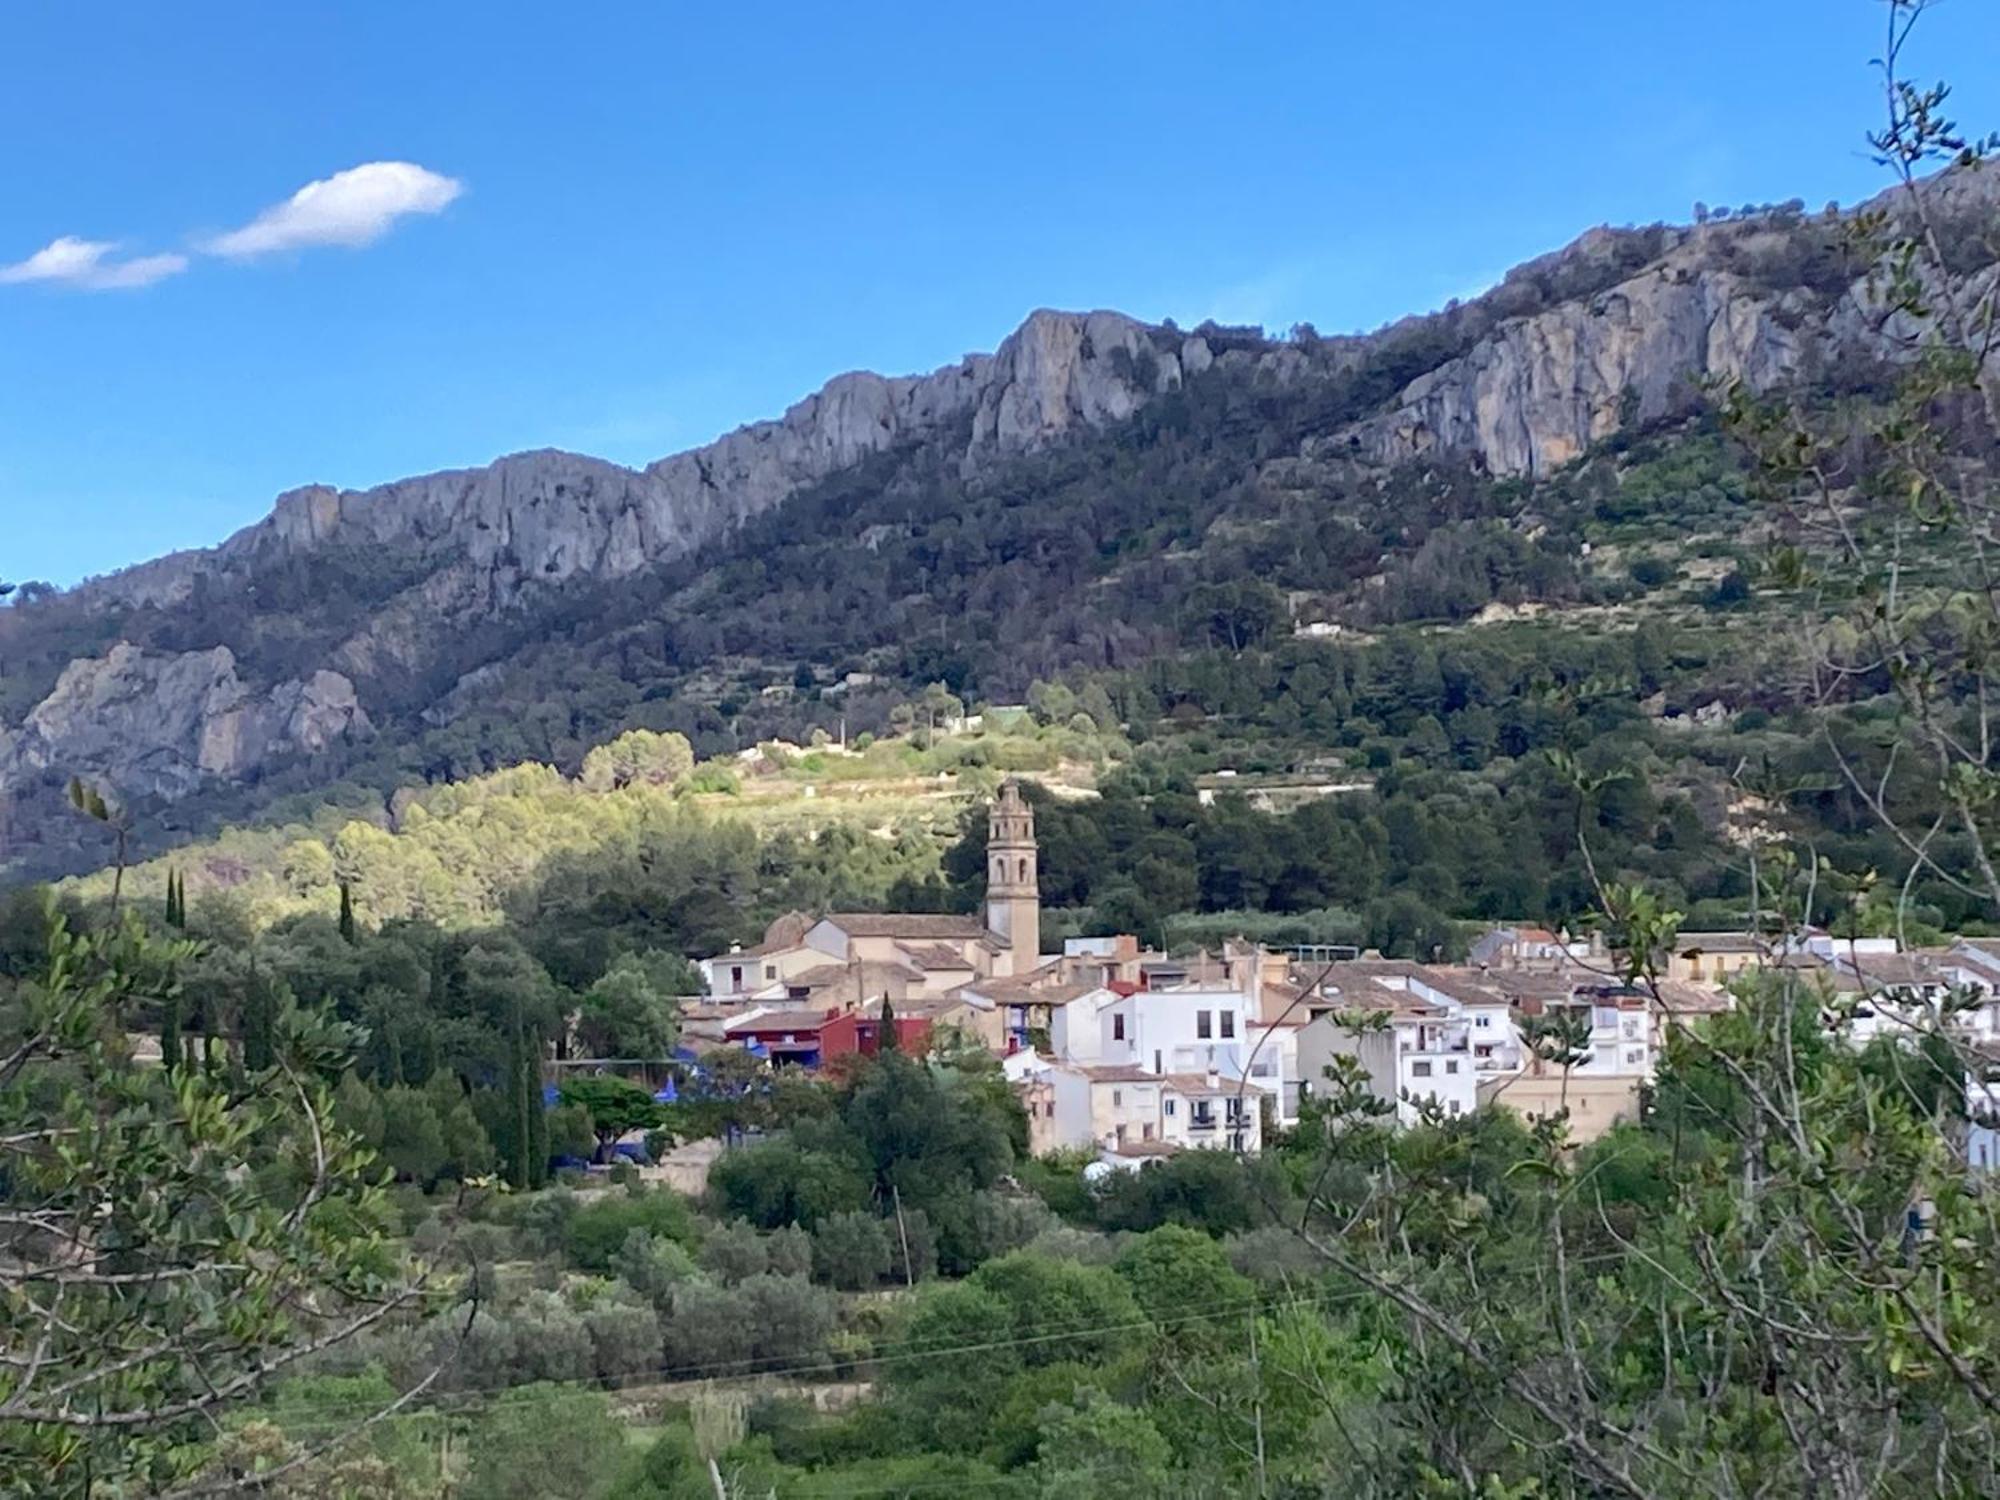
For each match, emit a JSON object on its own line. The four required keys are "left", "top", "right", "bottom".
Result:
{"left": 653, "top": 1076, "right": 679, "bottom": 1103}
{"left": 541, "top": 1083, "right": 561, "bottom": 1107}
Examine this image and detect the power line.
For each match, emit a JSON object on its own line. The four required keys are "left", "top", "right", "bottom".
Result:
{"left": 230, "top": 1281, "right": 1382, "bottom": 1431}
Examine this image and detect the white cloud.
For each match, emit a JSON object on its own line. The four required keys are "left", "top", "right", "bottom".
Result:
{"left": 205, "top": 161, "right": 463, "bottom": 258}
{"left": 0, "top": 236, "right": 188, "bottom": 291}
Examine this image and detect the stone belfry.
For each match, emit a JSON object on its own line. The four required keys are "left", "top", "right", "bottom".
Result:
{"left": 985, "top": 780, "right": 1041, "bottom": 975}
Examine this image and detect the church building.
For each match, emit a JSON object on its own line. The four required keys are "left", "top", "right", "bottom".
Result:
{"left": 698, "top": 781, "right": 1048, "bottom": 1014}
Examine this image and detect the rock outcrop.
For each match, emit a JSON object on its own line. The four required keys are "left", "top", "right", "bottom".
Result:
{"left": 0, "top": 644, "right": 372, "bottom": 802}
{"left": 76, "top": 309, "right": 1197, "bottom": 614}
{"left": 1340, "top": 262, "right": 1805, "bottom": 477}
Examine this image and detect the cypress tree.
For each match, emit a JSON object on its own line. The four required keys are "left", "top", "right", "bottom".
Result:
{"left": 878, "top": 995, "right": 899, "bottom": 1052}
{"left": 158, "top": 987, "right": 181, "bottom": 1078}
{"left": 242, "top": 965, "right": 277, "bottom": 1074}
{"left": 506, "top": 1016, "right": 534, "bottom": 1189}
{"left": 525, "top": 1028, "right": 550, "bottom": 1188}
{"left": 337, "top": 881, "right": 357, "bottom": 944}
{"left": 382, "top": 1015, "right": 405, "bottom": 1087}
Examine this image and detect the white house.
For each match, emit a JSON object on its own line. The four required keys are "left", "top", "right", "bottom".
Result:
{"left": 1041, "top": 1062, "right": 1264, "bottom": 1158}
{"left": 1296, "top": 992, "right": 1480, "bottom": 1126}
{"left": 1967, "top": 1046, "right": 2000, "bottom": 1172}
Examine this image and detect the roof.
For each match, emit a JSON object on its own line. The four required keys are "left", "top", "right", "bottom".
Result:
{"left": 1650, "top": 980, "right": 1734, "bottom": 1016}
{"left": 1161, "top": 1072, "right": 1264, "bottom": 1096}
{"left": 1409, "top": 967, "right": 1511, "bottom": 1008}
{"left": 1838, "top": 953, "right": 1945, "bottom": 989}
{"left": 960, "top": 976, "right": 1101, "bottom": 1006}
{"left": 897, "top": 941, "right": 977, "bottom": 971}
{"left": 1480, "top": 968, "right": 1601, "bottom": 1004}
{"left": 725, "top": 1008, "right": 832, "bottom": 1034}
{"left": 893, "top": 996, "right": 974, "bottom": 1020}
{"left": 780, "top": 960, "right": 923, "bottom": 992}
{"left": 1676, "top": 931, "right": 1766, "bottom": 955}
{"left": 1109, "top": 1140, "right": 1180, "bottom": 1158}
{"left": 822, "top": 912, "right": 991, "bottom": 939}
{"left": 1304, "top": 974, "right": 1440, "bottom": 1018}
{"left": 1069, "top": 1063, "right": 1158, "bottom": 1084}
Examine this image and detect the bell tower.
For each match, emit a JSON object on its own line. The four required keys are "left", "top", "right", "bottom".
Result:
{"left": 985, "top": 780, "right": 1041, "bottom": 975}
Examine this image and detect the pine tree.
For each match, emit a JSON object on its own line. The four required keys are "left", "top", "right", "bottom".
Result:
{"left": 337, "top": 880, "right": 356, "bottom": 944}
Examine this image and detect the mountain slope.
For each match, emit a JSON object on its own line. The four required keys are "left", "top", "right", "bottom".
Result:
{"left": 5, "top": 178, "right": 1995, "bottom": 880}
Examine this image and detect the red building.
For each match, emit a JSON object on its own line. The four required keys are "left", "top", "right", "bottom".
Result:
{"left": 723, "top": 1004, "right": 933, "bottom": 1069}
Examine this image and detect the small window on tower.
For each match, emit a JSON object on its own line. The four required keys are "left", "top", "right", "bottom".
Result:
{"left": 1113, "top": 1014, "right": 1126, "bottom": 1041}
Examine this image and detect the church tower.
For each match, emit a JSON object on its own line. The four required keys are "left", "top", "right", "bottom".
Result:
{"left": 985, "top": 780, "right": 1041, "bottom": 975}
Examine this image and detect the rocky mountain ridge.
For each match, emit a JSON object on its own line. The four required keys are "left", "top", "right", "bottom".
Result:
{"left": 7, "top": 175, "right": 1995, "bottom": 870}
{"left": 81, "top": 309, "right": 1200, "bottom": 614}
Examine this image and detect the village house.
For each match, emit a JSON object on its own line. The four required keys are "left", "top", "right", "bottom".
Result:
{"left": 719, "top": 995, "right": 976, "bottom": 1070}
{"left": 1034, "top": 1060, "right": 1264, "bottom": 1160}
{"left": 1295, "top": 982, "right": 1480, "bottom": 1126}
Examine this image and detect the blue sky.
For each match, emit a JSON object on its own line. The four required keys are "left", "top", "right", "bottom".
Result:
{"left": 5, "top": 1, "right": 1995, "bottom": 588}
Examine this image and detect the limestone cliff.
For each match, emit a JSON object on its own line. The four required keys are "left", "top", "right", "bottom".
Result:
{"left": 1339, "top": 258, "right": 1806, "bottom": 477}
{"left": 78, "top": 308, "right": 1194, "bottom": 614}
{"left": 0, "top": 644, "right": 372, "bottom": 802}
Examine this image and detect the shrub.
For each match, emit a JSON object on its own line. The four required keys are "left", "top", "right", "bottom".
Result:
{"left": 699, "top": 1219, "right": 769, "bottom": 1284}
{"left": 811, "top": 1211, "right": 893, "bottom": 1290}
{"left": 564, "top": 1189, "right": 699, "bottom": 1272}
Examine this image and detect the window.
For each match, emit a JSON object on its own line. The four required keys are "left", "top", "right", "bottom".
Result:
{"left": 1444, "top": 1059, "right": 1458, "bottom": 1075}
{"left": 1164, "top": 1098, "right": 1177, "bottom": 1117}
{"left": 1220, "top": 1011, "right": 1236, "bottom": 1038}
{"left": 1447, "top": 1100, "right": 1461, "bottom": 1116}
{"left": 1197, "top": 1010, "right": 1213, "bottom": 1039}
{"left": 1624, "top": 1048, "right": 1644, "bottom": 1066}
{"left": 1411, "top": 1061, "right": 1433, "bottom": 1078}
{"left": 764, "top": 964, "right": 777, "bottom": 980}
{"left": 1112, "top": 1014, "right": 1125, "bottom": 1041}
{"left": 730, "top": 966, "right": 744, "bottom": 987}
{"left": 1475, "top": 1014, "right": 1490, "bottom": 1028}
{"left": 1112, "top": 1090, "right": 1122, "bottom": 1107}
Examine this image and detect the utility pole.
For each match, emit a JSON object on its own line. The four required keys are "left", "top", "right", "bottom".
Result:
{"left": 892, "top": 1184, "right": 915, "bottom": 1287}
{"left": 1248, "top": 1307, "right": 1268, "bottom": 1498}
